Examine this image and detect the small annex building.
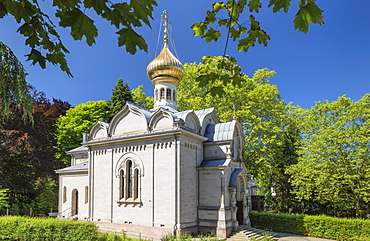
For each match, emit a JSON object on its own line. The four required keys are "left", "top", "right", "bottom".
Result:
{"left": 56, "top": 11, "right": 251, "bottom": 239}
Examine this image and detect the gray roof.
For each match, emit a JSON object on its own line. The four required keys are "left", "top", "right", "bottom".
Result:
{"left": 66, "top": 146, "right": 88, "bottom": 154}
{"left": 56, "top": 161, "right": 89, "bottom": 173}
{"left": 200, "top": 159, "right": 229, "bottom": 167}
{"left": 127, "top": 101, "right": 153, "bottom": 121}
{"left": 204, "top": 121, "right": 235, "bottom": 142}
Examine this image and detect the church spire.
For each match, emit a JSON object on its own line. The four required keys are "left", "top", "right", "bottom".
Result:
{"left": 146, "top": 10, "right": 184, "bottom": 111}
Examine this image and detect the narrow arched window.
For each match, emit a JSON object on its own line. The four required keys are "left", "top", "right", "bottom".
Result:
{"left": 63, "top": 186, "right": 67, "bottom": 203}
{"left": 134, "top": 169, "right": 139, "bottom": 200}
{"left": 160, "top": 88, "right": 165, "bottom": 100}
{"left": 155, "top": 89, "right": 158, "bottom": 101}
{"left": 173, "top": 90, "right": 176, "bottom": 101}
{"left": 85, "top": 186, "right": 88, "bottom": 204}
{"left": 166, "top": 88, "right": 171, "bottom": 100}
{"left": 126, "top": 160, "right": 133, "bottom": 199}
{"left": 120, "top": 169, "right": 124, "bottom": 199}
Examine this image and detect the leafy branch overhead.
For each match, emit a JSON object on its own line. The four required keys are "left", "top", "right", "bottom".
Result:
{"left": 191, "top": 0, "right": 324, "bottom": 52}
{"left": 196, "top": 55, "right": 246, "bottom": 96}
{"left": 0, "top": 0, "right": 157, "bottom": 77}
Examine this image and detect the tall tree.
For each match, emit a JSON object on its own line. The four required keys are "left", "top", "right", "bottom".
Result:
{"left": 107, "top": 78, "right": 133, "bottom": 119}
{"left": 132, "top": 85, "right": 154, "bottom": 109}
{"left": 287, "top": 95, "right": 370, "bottom": 218}
{"left": 56, "top": 100, "right": 111, "bottom": 165}
{"left": 178, "top": 57, "right": 298, "bottom": 211}
{"left": 0, "top": 86, "right": 70, "bottom": 206}
{"left": 0, "top": 41, "right": 32, "bottom": 120}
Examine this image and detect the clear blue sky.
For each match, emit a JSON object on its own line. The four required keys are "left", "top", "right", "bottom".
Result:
{"left": 1, "top": 0, "right": 370, "bottom": 109}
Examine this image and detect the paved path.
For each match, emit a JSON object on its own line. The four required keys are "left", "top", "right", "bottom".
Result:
{"left": 227, "top": 226, "right": 336, "bottom": 241}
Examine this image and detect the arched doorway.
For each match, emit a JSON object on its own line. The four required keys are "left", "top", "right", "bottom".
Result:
{"left": 71, "top": 189, "right": 79, "bottom": 216}
{"left": 236, "top": 176, "right": 245, "bottom": 224}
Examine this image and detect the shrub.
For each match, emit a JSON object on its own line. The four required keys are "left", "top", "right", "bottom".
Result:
{"left": 249, "top": 212, "right": 304, "bottom": 235}
{"left": 249, "top": 212, "right": 370, "bottom": 241}
{"left": 0, "top": 216, "right": 111, "bottom": 240}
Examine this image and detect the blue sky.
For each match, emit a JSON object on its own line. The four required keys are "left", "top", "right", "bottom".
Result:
{"left": 1, "top": 0, "right": 370, "bottom": 109}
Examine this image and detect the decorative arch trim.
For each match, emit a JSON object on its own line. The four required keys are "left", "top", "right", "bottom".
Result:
{"left": 149, "top": 108, "right": 175, "bottom": 130}
{"left": 108, "top": 102, "right": 150, "bottom": 136}
{"left": 114, "top": 152, "right": 145, "bottom": 177}
{"left": 90, "top": 121, "right": 109, "bottom": 139}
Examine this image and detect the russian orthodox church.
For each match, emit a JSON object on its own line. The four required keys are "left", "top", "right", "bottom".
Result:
{"left": 56, "top": 11, "right": 251, "bottom": 239}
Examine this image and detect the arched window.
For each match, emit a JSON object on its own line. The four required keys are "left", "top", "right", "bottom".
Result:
{"left": 63, "top": 186, "right": 67, "bottom": 203}
{"left": 160, "top": 88, "right": 165, "bottom": 100}
{"left": 134, "top": 169, "right": 139, "bottom": 200}
{"left": 155, "top": 89, "right": 158, "bottom": 101}
{"left": 116, "top": 158, "right": 142, "bottom": 204}
{"left": 173, "top": 90, "right": 176, "bottom": 101}
{"left": 85, "top": 186, "right": 88, "bottom": 204}
{"left": 166, "top": 88, "right": 171, "bottom": 100}
{"left": 126, "top": 160, "right": 133, "bottom": 199}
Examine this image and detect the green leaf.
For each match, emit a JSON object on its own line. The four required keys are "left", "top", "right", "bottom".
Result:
{"left": 268, "top": 0, "right": 292, "bottom": 13}
{"left": 0, "top": 2, "right": 8, "bottom": 18}
{"left": 293, "top": 2, "right": 324, "bottom": 33}
{"left": 25, "top": 35, "right": 40, "bottom": 48}
{"left": 202, "top": 27, "right": 221, "bottom": 43}
{"left": 210, "top": 86, "right": 225, "bottom": 97}
{"left": 116, "top": 27, "right": 148, "bottom": 54}
{"left": 248, "top": 0, "right": 262, "bottom": 13}
{"left": 53, "top": 0, "right": 81, "bottom": 10}
{"left": 8, "top": 1, "right": 30, "bottom": 23}
{"left": 213, "top": 2, "right": 226, "bottom": 12}
{"left": 57, "top": 8, "right": 98, "bottom": 46}
{"left": 191, "top": 22, "right": 208, "bottom": 36}
{"left": 83, "top": 0, "right": 109, "bottom": 14}
{"left": 205, "top": 11, "right": 217, "bottom": 24}
{"left": 130, "top": 0, "right": 157, "bottom": 27}
{"left": 26, "top": 48, "right": 47, "bottom": 69}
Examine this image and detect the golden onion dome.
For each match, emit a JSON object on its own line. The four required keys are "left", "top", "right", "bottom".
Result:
{"left": 146, "top": 45, "right": 184, "bottom": 86}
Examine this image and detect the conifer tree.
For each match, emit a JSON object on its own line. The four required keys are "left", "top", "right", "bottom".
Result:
{"left": 108, "top": 79, "right": 133, "bottom": 119}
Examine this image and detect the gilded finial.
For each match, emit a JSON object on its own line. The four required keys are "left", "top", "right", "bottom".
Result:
{"left": 162, "top": 10, "right": 170, "bottom": 46}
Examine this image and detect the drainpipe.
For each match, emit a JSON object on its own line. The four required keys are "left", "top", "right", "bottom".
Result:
{"left": 152, "top": 143, "right": 155, "bottom": 227}
{"left": 174, "top": 134, "right": 179, "bottom": 235}
{"left": 111, "top": 149, "right": 114, "bottom": 222}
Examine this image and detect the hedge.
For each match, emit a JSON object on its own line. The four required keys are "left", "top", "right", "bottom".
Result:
{"left": 249, "top": 212, "right": 370, "bottom": 241}
{"left": 0, "top": 216, "right": 126, "bottom": 241}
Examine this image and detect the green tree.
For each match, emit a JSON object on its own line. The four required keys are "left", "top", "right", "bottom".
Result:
{"left": 0, "top": 0, "right": 157, "bottom": 76}
{"left": 178, "top": 57, "right": 298, "bottom": 211}
{"left": 107, "top": 78, "right": 133, "bottom": 120}
{"left": 132, "top": 85, "right": 154, "bottom": 109}
{"left": 56, "top": 100, "right": 111, "bottom": 165}
{"left": 0, "top": 41, "right": 32, "bottom": 120}
{"left": 287, "top": 95, "right": 370, "bottom": 218}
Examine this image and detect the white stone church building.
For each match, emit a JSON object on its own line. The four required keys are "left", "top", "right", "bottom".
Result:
{"left": 56, "top": 13, "right": 251, "bottom": 239}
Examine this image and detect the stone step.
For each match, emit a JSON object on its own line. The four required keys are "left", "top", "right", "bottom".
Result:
{"left": 227, "top": 227, "right": 279, "bottom": 241}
